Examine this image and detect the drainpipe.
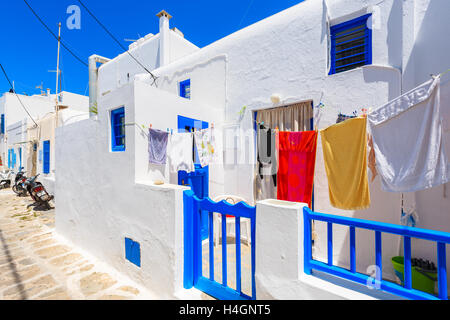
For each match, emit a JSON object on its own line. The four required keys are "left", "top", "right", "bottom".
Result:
{"left": 89, "top": 54, "right": 111, "bottom": 118}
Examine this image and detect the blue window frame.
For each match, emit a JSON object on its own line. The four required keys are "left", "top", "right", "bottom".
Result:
{"left": 111, "top": 107, "right": 125, "bottom": 152}
{"left": 330, "top": 14, "right": 372, "bottom": 75}
{"left": 0, "top": 114, "right": 4, "bottom": 134}
{"left": 180, "top": 79, "right": 191, "bottom": 99}
{"left": 43, "top": 140, "right": 50, "bottom": 174}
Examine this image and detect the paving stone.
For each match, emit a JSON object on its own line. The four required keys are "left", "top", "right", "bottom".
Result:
{"left": 31, "top": 238, "right": 57, "bottom": 249}
{"left": 0, "top": 265, "right": 42, "bottom": 287}
{"left": 50, "top": 253, "right": 83, "bottom": 268}
{"left": 3, "top": 275, "right": 58, "bottom": 300}
{"left": 36, "top": 245, "right": 71, "bottom": 260}
{"left": 118, "top": 286, "right": 140, "bottom": 295}
{"left": 35, "top": 287, "right": 71, "bottom": 300}
{"left": 79, "top": 272, "right": 118, "bottom": 296}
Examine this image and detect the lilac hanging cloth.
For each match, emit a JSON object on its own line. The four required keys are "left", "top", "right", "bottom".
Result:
{"left": 148, "top": 128, "right": 169, "bottom": 165}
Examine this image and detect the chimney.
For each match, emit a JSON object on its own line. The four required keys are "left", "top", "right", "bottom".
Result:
{"left": 47, "top": 88, "right": 51, "bottom": 96}
{"left": 156, "top": 10, "right": 172, "bottom": 67}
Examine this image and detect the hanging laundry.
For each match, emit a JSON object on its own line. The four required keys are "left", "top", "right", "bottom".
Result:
{"left": 148, "top": 128, "right": 169, "bottom": 165}
{"left": 368, "top": 134, "right": 378, "bottom": 182}
{"left": 168, "top": 132, "right": 194, "bottom": 173}
{"left": 194, "top": 128, "right": 215, "bottom": 168}
{"left": 321, "top": 117, "right": 371, "bottom": 210}
{"left": 255, "top": 124, "right": 278, "bottom": 201}
{"left": 277, "top": 131, "right": 318, "bottom": 209}
{"left": 368, "top": 76, "right": 449, "bottom": 192}
{"left": 336, "top": 112, "right": 356, "bottom": 124}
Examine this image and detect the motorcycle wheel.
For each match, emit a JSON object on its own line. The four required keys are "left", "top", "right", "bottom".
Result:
{"left": 12, "top": 185, "right": 20, "bottom": 195}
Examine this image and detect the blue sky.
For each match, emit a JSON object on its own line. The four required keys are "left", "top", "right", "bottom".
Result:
{"left": 0, "top": 0, "right": 302, "bottom": 97}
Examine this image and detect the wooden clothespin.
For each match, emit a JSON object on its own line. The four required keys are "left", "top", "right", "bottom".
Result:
{"left": 211, "top": 123, "right": 215, "bottom": 129}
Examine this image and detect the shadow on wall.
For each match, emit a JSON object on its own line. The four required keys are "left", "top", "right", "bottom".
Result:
{"left": 362, "top": 66, "right": 401, "bottom": 102}
{"left": 403, "top": 0, "right": 450, "bottom": 91}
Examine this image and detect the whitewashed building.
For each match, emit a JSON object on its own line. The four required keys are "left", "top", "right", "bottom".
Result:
{"left": 55, "top": 0, "right": 450, "bottom": 300}
{"left": 0, "top": 90, "right": 89, "bottom": 193}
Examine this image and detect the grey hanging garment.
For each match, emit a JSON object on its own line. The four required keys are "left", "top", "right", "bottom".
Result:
{"left": 149, "top": 128, "right": 169, "bottom": 165}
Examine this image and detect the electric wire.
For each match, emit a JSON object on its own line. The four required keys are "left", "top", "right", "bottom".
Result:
{"left": 23, "top": 0, "right": 89, "bottom": 68}
{"left": 76, "top": 0, "right": 158, "bottom": 86}
{"left": 0, "top": 63, "right": 39, "bottom": 127}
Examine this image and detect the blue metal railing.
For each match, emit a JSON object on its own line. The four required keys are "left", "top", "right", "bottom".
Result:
{"left": 303, "top": 207, "right": 449, "bottom": 300}
{"left": 184, "top": 190, "right": 256, "bottom": 300}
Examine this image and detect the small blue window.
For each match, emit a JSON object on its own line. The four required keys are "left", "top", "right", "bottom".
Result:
{"left": 125, "top": 238, "right": 141, "bottom": 267}
{"left": 180, "top": 79, "right": 191, "bottom": 99}
{"left": 330, "top": 14, "right": 372, "bottom": 75}
{"left": 111, "top": 107, "right": 125, "bottom": 152}
{"left": 43, "top": 140, "right": 50, "bottom": 174}
{"left": 0, "top": 114, "right": 4, "bottom": 134}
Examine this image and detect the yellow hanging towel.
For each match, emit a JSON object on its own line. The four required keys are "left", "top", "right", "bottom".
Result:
{"left": 321, "top": 117, "right": 370, "bottom": 210}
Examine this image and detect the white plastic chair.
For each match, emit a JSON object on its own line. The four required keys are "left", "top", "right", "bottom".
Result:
{"left": 213, "top": 195, "right": 251, "bottom": 248}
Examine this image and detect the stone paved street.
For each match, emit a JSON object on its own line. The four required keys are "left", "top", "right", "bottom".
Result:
{"left": 0, "top": 189, "right": 156, "bottom": 300}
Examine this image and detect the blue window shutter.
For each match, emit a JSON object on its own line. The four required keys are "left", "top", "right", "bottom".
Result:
{"left": 179, "top": 79, "right": 191, "bottom": 99}
{"left": 111, "top": 107, "right": 125, "bottom": 152}
{"left": 329, "top": 14, "right": 372, "bottom": 75}
{"left": 19, "top": 147, "right": 22, "bottom": 170}
{"left": 43, "top": 140, "right": 50, "bottom": 174}
{"left": 0, "top": 114, "right": 4, "bottom": 134}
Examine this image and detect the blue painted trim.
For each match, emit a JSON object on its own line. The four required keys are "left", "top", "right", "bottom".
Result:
{"left": 404, "top": 236, "right": 412, "bottom": 290}
{"left": 209, "top": 211, "right": 214, "bottom": 281}
{"left": 437, "top": 242, "right": 448, "bottom": 299}
{"left": 309, "top": 260, "right": 439, "bottom": 300}
{"left": 183, "top": 190, "right": 195, "bottom": 289}
{"left": 304, "top": 207, "right": 450, "bottom": 300}
{"left": 125, "top": 237, "right": 141, "bottom": 267}
{"left": 179, "top": 79, "right": 191, "bottom": 99}
{"left": 329, "top": 14, "right": 372, "bottom": 75}
{"left": 111, "top": 107, "right": 125, "bottom": 152}
{"left": 222, "top": 214, "right": 227, "bottom": 286}
{"left": 0, "top": 114, "right": 4, "bottom": 134}
{"left": 236, "top": 216, "right": 242, "bottom": 293}
{"left": 184, "top": 191, "right": 256, "bottom": 300}
{"left": 196, "top": 277, "right": 251, "bottom": 301}
{"left": 327, "top": 222, "right": 333, "bottom": 266}
{"left": 350, "top": 226, "right": 356, "bottom": 273}
{"left": 43, "top": 140, "right": 50, "bottom": 174}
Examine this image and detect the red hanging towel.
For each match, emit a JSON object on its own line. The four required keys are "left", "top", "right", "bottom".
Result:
{"left": 277, "top": 131, "right": 318, "bottom": 208}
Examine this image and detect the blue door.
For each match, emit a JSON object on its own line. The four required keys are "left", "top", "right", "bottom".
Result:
{"left": 43, "top": 141, "right": 50, "bottom": 174}
{"left": 177, "top": 115, "right": 209, "bottom": 240}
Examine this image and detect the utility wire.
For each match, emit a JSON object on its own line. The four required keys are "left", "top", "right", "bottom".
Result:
{"left": 77, "top": 0, "right": 158, "bottom": 86}
{"left": 23, "top": 0, "right": 88, "bottom": 68}
{"left": 0, "top": 63, "right": 39, "bottom": 127}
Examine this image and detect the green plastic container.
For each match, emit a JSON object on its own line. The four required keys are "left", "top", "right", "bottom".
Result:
{"left": 391, "top": 256, "right": 437, "bottom": 295}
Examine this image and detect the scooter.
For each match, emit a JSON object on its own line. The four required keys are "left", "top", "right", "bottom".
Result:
{"left": 12, "top": 170, "right": 28, "bottom": 196}
{"left": 28, "top": 175, "right": 54, "bottom": 210}
{"left": 0, "top": 169, "right": 12, "bottom": 189}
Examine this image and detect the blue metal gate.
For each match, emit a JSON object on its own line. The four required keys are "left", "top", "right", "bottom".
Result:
{"left": 183, "top": 190, "right": 256, "bottom": 300}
